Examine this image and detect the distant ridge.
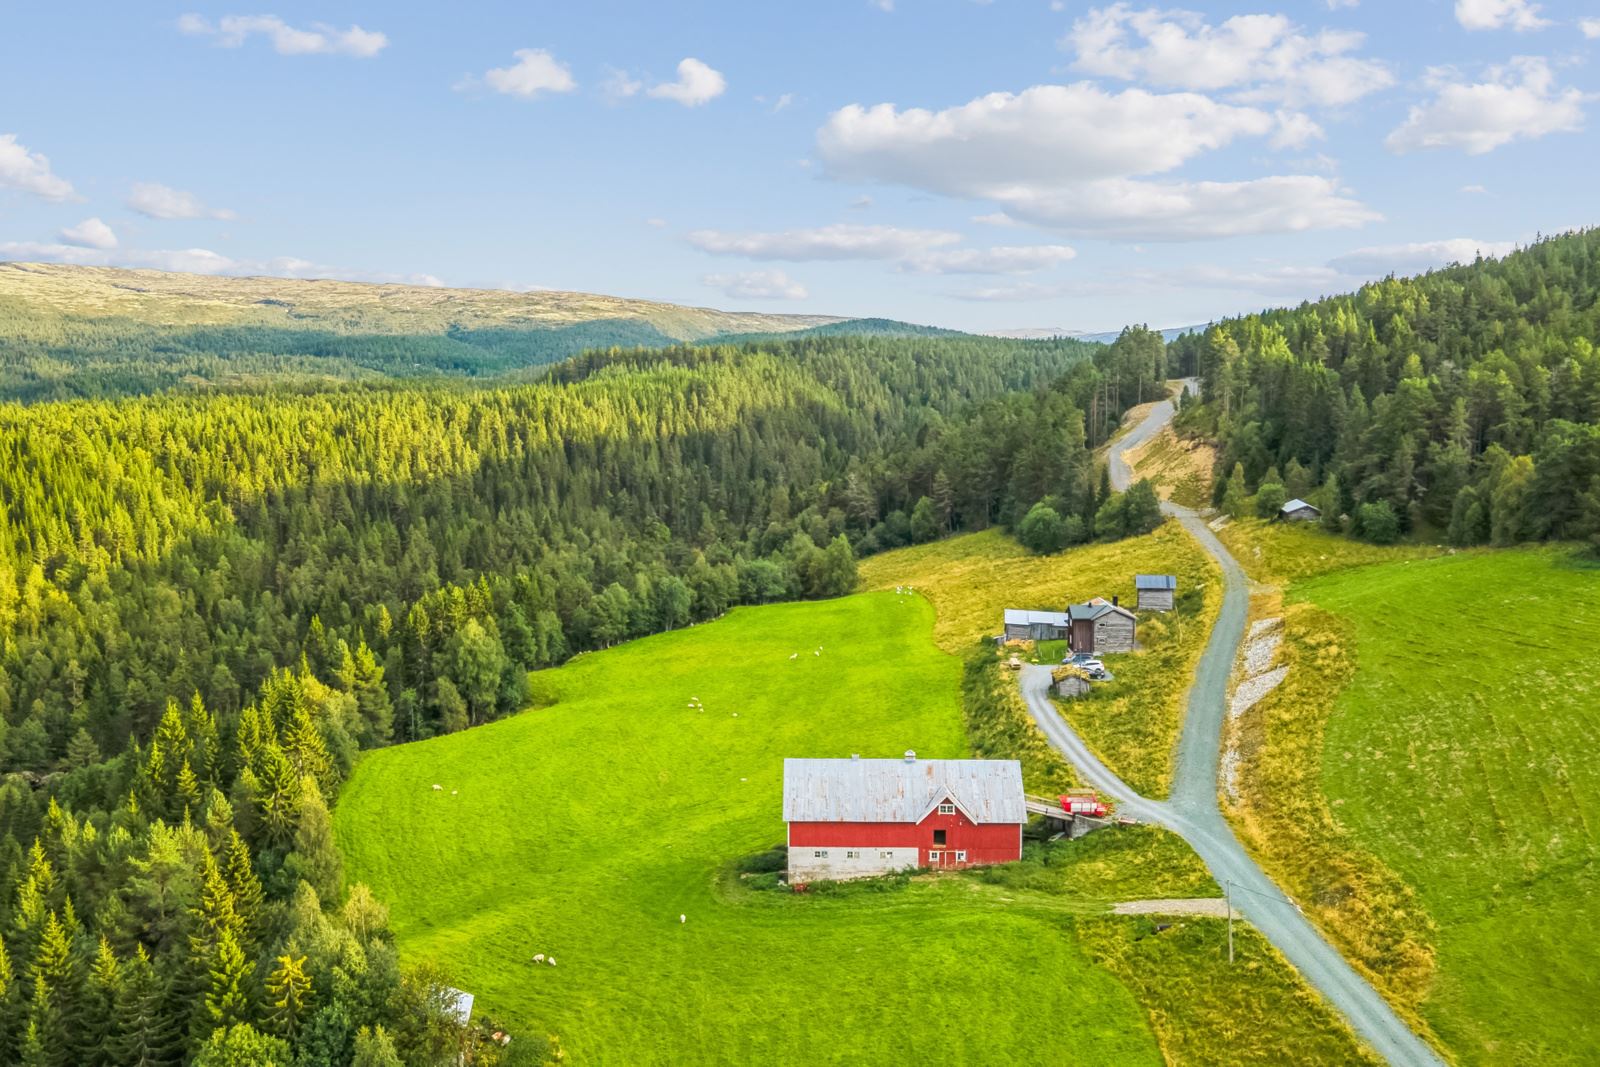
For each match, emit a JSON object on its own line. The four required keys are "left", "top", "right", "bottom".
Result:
{"left": 709, "top": 316, "right": 970, "bottom": 345}
{"left": 988, "top": 324, "right": 1208, "bottom": 344}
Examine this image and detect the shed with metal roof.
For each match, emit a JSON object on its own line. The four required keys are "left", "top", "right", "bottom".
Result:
{"left": 1002, "top": 608, "right": 1070, "bottom": 642}
{"left": 1134, "top": 573, "right": 1177, "bottom": 611}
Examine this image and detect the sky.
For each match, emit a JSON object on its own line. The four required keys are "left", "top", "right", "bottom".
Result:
{"left": 2, "top": 1, "right": 1598, "bottom": 333}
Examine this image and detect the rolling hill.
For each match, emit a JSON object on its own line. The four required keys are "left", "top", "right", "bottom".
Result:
{"left": 0, "top": 261, "right": 901, "bottom": 399}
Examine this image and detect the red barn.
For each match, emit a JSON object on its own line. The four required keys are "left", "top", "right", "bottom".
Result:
{"left": 783, "top": 752, "right": 1025, "bottom": 883}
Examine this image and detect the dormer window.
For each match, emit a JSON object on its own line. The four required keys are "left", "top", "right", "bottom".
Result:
{"left": 938, "top": 801, "right": 956, "bottom": 815}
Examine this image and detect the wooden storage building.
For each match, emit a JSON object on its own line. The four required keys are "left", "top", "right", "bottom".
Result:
{"left": 1279, "top": 498, "right": 1321, "bottom": 522}
{"left": 1067, "top": 598, "right": 1137, "bottom": 654}
{"left": 1002, "top": 609, "right": 1070, "bottom": 642}
{"left": 1134, "top": 574, "right": 1177, "bottom": 611}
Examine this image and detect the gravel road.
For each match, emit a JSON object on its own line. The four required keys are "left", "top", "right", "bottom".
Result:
{"left": 1019, "top": 381, "right": 1444, "bottom": 1067}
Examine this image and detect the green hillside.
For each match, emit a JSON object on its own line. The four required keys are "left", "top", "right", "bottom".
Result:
{"left": 0, "top": 261, "right": 848, "bottom": 399}
{"left": 336, "top": 588, "right": 1375, "bottom": 1065}
{"left": 1298, "top": 548, "right": 1600, "bottom": 1064}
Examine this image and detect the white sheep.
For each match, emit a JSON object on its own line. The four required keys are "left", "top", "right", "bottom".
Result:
{"left": 679, "top": 914, "right": 686, "bottom": 924}
{"left": 789, "top": 653, "right": 798, "bottom": 660}
{"left": 451, "top": 790, "right": 458, "bottom": 796}
{"left": 533, "top": 953, "right": 545, "bottom": 963}
{"left": 431, "top": 784, "right": 442, "bottom": 791}
{"left": 732, "top": 712, "right": 739, "bottom": 717}
{"left": 547, "top": 957, "right": 557, "bottom": 967}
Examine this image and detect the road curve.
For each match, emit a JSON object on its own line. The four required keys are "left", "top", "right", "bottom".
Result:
{"left": 1020, "top": 381, "right": 1444, "bottom": 1067}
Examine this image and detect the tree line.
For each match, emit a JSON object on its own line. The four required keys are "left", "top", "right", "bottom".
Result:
{"left": 1169, "top": 229, "right": 1600, "bottom": 549}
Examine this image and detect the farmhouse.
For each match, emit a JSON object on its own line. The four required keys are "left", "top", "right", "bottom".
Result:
{"left": 783, "top": 753, "right": 1025, "bottom": 882}
{"left": 1002, "top": 609, "right": 1070, "bottom": 641}
{"left": 1134, "top": 573, "right": 1177, "bottom": 611}
{"left": 1279, "top": 498, "right": 1321, "bottom": 522}
{"left": 1067, "top": 598, "right": 1137, "bottom": 654}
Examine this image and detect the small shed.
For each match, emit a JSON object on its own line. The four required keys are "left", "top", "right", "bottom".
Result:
{"left": 1002, "top": 609, "right": 1070, "bottom": 642}
{"left": 1067, "top": 598, "right": 1137, "bottom": 654}
{"left": 1279, "top": 498, "right": 1321, "bottom": 522}
{"left": 1134, "top": 574, "right": 1177, "bottom": 611}
{"left": 1052, "top": 667, "right": 1092, "bottom": 699}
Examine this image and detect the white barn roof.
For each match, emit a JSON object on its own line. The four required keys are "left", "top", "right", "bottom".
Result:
{"left": 1281, "top": 498, "right": 1319, "bottom": 513}
{"left": 782, "top": 756, "right": 1025, "bottom": 825}
{"left": 1003, "top": 609, "right": 1070, "bottom": 627}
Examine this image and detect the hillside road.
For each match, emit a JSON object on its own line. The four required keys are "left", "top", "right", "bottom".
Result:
{"left": 1018, "top": 380, "right": 1444, "bottom": 1067}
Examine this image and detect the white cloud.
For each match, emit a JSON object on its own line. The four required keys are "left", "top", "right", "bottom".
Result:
{"left": 997, "top": 175, "right": 1378, "bottom": 240}
{"left": 1454, "top": 0, "right": 1549, "bottom": 32}
{"left": 1580, "top": 17, "right": 1600, "bottom": 39}
{"left": 771, "top": 93, "right": 796, "bottom": 112}
{"left": 127, "top": 182, "right": 236, "bottom": 221}
{"left": 819, "top": 83, "right": 1273, "bottom": 189}
{"left": 1063, "top": 6, "right": 1394, "bottom": 108}
{"left": 687, "top": 223, "right": 961, "bottom": 260}
{"left": 1327, "top": 238, "right": 1518, "bottom": 275}
{"left": 871, "top": 0, "right": 894, "bottom": 11}
{"left": 1271, "top": 110, "right": 1325, "bottom": 149}
{"left": 817, "top": 83, "right": 1376, "bottom": 240}
{"left": 849, "top": 195, "right": 874, "bottom": 209}
{"left": 645, "top": 217, "right": 668, "bottom": 228}
{"left": 0, "top": 241, "right": 442, "bottom": 285}
{"left": 1461, "top": 183, "right": 1489, "bottom": 194}
{"left": 972, "top": 212, "right": 1021, "bottom": 227}
{"left": 703, "top": 269, "right": 809, "bottom": 300}
{"left": 473, "top": 49, "right": 578, "bottom": 98}
{"left": 899, "top": 244, "right": 1078, "bottom": 274}
{"left": 648, "top": 58, "right": 726, "bottom": 107}
{"left": 176, "top": 13, "right": 387, "bottom": 57}
{"left": 0, "top": 134, "right": 75, "bottom": 201}
{"left": 1386, "top": 57, "right": 1587, "bottom": 155}
{"left": 602, "top": 68, "right": 643, "bottom": 101}
{"left": 59, "top": 218, "right": 117, "bottom": 250}
{"left": 1325, "top": 0, "right": 1359, "bottom": 8}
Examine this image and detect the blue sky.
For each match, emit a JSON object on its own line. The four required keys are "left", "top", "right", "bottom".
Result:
{"left": 2, "top": 1, "right": 1597, "bottom": 332}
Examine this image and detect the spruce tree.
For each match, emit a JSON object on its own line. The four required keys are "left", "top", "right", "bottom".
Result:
{"left": 205, "top": 930, "right": 254, "bottom": 1031}
{"left": 115, "top": 946, "right": 183, "bottom": 1067}
{"left": 78, "top": 936, "right": 121, "bottom": 1067}
{"left": 264, "top": 954, "right": 313, "bottom": 1040}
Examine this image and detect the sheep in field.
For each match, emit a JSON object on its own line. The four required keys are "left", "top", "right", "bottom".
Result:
{"left": 431, "top": 784, "right": 442, "bottom": 791}
{"left": 533, "top": 954, "right": 545, "bottom": 963}
{"left": 679, "top": 914, "right": 686, "bottom": 924}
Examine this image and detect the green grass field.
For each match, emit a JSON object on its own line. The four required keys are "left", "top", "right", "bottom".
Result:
{"left": 337, "top": 589, "right": 1374, "bottom": 1064}
{"left": 1293, "top": 547, "right": 1600, "bottom": 1064}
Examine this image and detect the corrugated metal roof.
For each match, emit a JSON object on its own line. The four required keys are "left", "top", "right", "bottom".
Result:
{"left": 1003, "top": 609, "right": 1071, "bottom": 626}
{"left": 1068, "top": 601, "right": 1135, "bottom": 621}
{"left": 1134, "top": 574, "right": 1177, "bottom": 590}
{"left": 1281, "top": 498, "right": 1318, "bottom": 513}
{"left": 782, "top": 757, "right": 1025, "bottom": 824}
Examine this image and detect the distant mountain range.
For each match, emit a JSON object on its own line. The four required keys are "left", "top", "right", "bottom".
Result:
{"left": 987, "top": 324, "right": 1209, "bottom": 344}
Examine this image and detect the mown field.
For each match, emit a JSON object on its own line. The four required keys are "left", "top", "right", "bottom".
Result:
{"left": 860, "top": 523, "right": 1221, "bottom": 797}
{"left": 1299, "top": 547, "right": 1600, "bottom": 1064}
{"left": 337, "top": 589, "right": 1373, "bottom": 1064}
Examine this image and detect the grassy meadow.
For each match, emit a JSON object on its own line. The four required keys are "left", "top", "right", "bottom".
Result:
{"left": 337, "top": 588, "right": 1374, "bottom": 1064}
{"left": 860, "top": 523, "right": 1222, "bottom": 796}
{"left": 1225, "top": 534, "right": 1600, "bottom": 1065}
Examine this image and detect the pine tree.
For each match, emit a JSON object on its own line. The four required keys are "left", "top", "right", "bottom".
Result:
{"left": 205, "top": 930, "right": 254, "bottom": 1030}
{"left": 284, "top": 779, "right": 344, "bottom": 905}
{"left": 352, "top": 1025, "right": 403, "bottom": 1067}
{"left": 78, "top": 936, "right": 121, "bottom": 1067}
{"left": 222, "top": 831, "right": 266, "bottom": 947}
{"left": 0, "top": 933, "right": 18, "bottom": 1064}
{"left": 115, "top": 946, "right": 183, "bottom": 1067}
{"left": 26, "top": 911, "right": 77, "bottom": 1067}
{"left": 264, "top": 954, "right": 313, "bottom": 1040}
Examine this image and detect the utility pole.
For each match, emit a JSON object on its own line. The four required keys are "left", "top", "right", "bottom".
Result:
{"left": 1226, "top": 879, "right": 1234, "bottom": 964}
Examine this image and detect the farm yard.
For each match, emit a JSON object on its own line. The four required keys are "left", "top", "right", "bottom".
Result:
{"left": 860, "top": 524, "right": 1221, "bottom": 796}
{"left": 1225, "top": 539, "right": 1600, "bottom": 1065}
{"left": 336, "top": 589, "right": 1373, "bottom": 1065}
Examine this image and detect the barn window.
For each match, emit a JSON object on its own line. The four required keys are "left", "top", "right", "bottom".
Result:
{"left": 880, "top": 850, "right": 894, "bottom": 859}
{"left": 938, "top": 802, "right": 956, "bottom": 815}
{"left": 813, "top": 850, "right": 828, "bottom": 859}
{"left": 928, "top": 851, "right": 941, "bottom": 862}
{"left": 845, "top": 850, "right": 860, "bottom": 859}
{"left": 933, "top": 829, "right": 947, "bottom": 846}
{"left": 956, "top": 851, "right": 967, "bottom": 862}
